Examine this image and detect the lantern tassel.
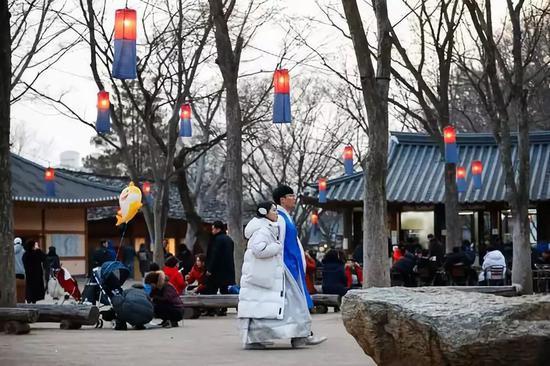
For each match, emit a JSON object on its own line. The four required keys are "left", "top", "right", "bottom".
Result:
{"left": 96, "top": 108, "right": 110, "bottom": 133}
{"left": 273, "top": 93, "right": 291, "bottom": 123}
{"left": 344, "top": 159, "right": 354, "bottom": 175}
{"left": 179, "top": 118, "right": 192, "bottom": 137}
{"left": 113, "top": 39, "right": 137, "bottom": 80}
{"left": 45, "top": 181, "right": 55, "bottom": 197}
{"left": 445, "top": 143, "right": 458, "bottom": 164}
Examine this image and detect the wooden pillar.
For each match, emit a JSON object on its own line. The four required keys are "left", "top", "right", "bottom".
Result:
{"left": 352, "top": 210, "right": 362, "bottom": 250}
{"left": 433, "top": 204, "right": 446, "bottom": 242}
{"left": 537, "top": 202, "right": 550, "bottom": 243}
{"left": 343, "top": 208, "right": 353, "bottom": 253}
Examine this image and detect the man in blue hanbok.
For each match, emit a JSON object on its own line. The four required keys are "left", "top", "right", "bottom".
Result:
{"left": 273, "top": 185, "right": 327, "bottom": 347}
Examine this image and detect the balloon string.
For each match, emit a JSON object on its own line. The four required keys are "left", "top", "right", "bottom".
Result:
{"left": 116, "top": 223, "right": 128, "bottom": 260}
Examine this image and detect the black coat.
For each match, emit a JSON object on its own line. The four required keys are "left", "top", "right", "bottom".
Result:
{"left": 92, "top": 247, "right": 111, "bottom": 268}
{"left": 22, "top": 249, "right": 46, "bottom": 302}
{"left": 322, "top": 261, "right": 348, "bottom": 296}
{"left": 206, "top": 232, "right": 235, "bottom": 285}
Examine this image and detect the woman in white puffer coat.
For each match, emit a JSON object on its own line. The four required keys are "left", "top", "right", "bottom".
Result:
{"left": 238, "top": 201, "right": 311, "bottom": 349}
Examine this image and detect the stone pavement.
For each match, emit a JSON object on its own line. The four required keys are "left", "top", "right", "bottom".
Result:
{"left": 0, "top": 311, "right": 375, "bottom": 366}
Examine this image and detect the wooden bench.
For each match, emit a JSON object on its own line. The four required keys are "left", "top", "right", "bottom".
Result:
{"left": 181, "top": 294, "right": 239, "bottom": 319}
{"left": 180, "top": 293, "right": 342, "bottom": 318}
{"left": 17, "top": 304, "right": 100, "bottom": 329}
{"left": 311, "top": 294, "right": 341, "bottom": 314}
{"left": 0, "top": 308, "right": 39, "bottom": 334}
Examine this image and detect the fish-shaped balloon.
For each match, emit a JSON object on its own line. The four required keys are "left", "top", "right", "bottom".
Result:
{"left": 116, "top": 182, "right": 143, "bottom": 225}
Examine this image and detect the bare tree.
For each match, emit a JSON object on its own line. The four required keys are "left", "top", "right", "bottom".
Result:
{"left": 207, "top": 0, "right": 273, "bottom": 282}
{"left": 0, "top": 0, "right": 15, "bottom": 307}
{"left": 459, "top": 0, "right": 550, "bottom": 293}
{"left": 340, "top": 0, "right": 392, "bottom": 287}
{"left": 388, "top": 0, "right": 464, "bottom": 252}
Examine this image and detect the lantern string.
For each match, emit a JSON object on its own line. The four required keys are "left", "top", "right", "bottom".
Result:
{"left": 116, "top": 222, "right": 128, "bottom": 259}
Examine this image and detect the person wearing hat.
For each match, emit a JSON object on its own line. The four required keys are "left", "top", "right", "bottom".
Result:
{"left": 238, "top": 201, "right": 312, "bottom": 349}
{"left": 14, "top": 237, "right": 26, "bottom": 303}
{"left": 273, "top": 185, "right": 327, "bottom": 347}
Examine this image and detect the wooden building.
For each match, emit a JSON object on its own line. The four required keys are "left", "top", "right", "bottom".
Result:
{"left": 11, "top": 154, "right": 119, "bottom": 275}
{"left": 303, "top": 131, "right": 550, "bottom": 256}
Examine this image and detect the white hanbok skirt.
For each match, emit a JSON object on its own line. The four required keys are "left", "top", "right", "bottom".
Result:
{"left": 239, "top": 265, "right": 312, "bottom": 345}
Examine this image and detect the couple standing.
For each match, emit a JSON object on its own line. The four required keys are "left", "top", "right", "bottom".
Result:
{"left": 238, "top": 185, "right": 327, "bottom": 349}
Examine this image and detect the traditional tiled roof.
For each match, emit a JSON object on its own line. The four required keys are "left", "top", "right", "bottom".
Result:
{"left": 11, "top": 154, "right": 119, "bottom": 205}
{"left": 304, "top": 131, "right": 550, "bottom": 205}
{"left": 59, "top": 169, "right": 254, "bottom": 223}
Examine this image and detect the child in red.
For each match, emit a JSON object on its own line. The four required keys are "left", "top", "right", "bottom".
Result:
{"left": 163, "top": 255, "right": 186, "bottom": 295}
{"left": 185, "top": 254, "right": 207, "bottom": 293}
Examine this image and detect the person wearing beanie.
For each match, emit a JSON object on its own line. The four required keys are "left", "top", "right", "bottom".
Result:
{"left": 144, "top": 271, "right": 184, "bottom": 328}
{"left": 162, "top": 255, "right": 185, "bottom": 295}
{"left": 14, "top": 237, "right": 26, "bottom": 303}
{"left": 272, "top": 185, "right": 327, "bottom": 347}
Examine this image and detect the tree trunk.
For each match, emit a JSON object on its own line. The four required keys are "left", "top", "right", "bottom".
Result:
{"left": 444, "top": 163, "right": 461, "bottom": 253}
{"left": 341, "top": 0, "right": 392, "bottom": 288}
{"left": 0, "top": 0, "right": 15, "bottom": 308}
{"left": 224, "top": 80, "right": 244, "bottom": 284}
{"left": 175, "top": 168, "right": 210, "bottom": 252}
{"left": 208, "top": 0, "right": 244, "bottom": 284}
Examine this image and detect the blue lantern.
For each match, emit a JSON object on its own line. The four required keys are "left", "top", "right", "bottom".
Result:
{"left": 273, "top": 69, "right": 291, "bottom": 123}
{"left": 112, "top": 8, "right": 137, "bottom": 80}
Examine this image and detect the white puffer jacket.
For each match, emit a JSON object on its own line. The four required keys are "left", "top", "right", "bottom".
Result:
{"left": 238, "top": 217, "right": 284, "bottom": 320}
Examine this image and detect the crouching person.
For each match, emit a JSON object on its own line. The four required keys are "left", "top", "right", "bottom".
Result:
{"left": 144, "top": 271, "right": 184, "bottom": 328}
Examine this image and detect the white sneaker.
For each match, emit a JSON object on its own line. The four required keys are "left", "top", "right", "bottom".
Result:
{"left": 305, "top": 335, "right": 328, "bottom": 345}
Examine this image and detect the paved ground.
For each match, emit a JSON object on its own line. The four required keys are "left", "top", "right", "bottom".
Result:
{"left": 0, "top": 311, "right": 375, "bottom": 366}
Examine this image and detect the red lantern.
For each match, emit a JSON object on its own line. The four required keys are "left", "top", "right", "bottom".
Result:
{"left": 114, "top": 9, "right": 137, "bottom": 40}
{"left": 456, "top": 166, "right": 466, "bottom": 179}
{"left": 318, "top": 178, "right": 327, "bottom": 191}
{"left": 443, "top": 126, "right": 456, "bottom": 144}
{"left": 343, "top": 145, "right": 353, "bottom": 160}
{"left": 97, "top": 91, "right": 110, "bottom": 110}
{"left": 44, "top": 167, "right": 55, "bottom": 181}
{"left": 180, "top": 104, "right": 191, "bottom": 120}
{"left": 142, "top": 181, "right": 151, "bottom": 196}
{"left": 311, "top": 212, "right": 319, "bottom": 225}
{"left": 273, "top": 69, "right": 290, "bottom": 94}
{"left": 471, "top": 160, "right": 482, "bottom": 175}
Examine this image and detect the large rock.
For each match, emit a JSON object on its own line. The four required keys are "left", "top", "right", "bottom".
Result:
{"left": 342, "top": 287, "right": 550, "bottom": 366}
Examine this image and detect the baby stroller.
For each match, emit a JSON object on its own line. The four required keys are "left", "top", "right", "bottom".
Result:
{"left": 81, "top": 261, "right": 153, "bottom": 330}
{"left": 48, "top": 267, "right": 82, "bottom": 303}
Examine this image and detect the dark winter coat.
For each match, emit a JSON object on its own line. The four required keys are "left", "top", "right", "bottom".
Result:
{"left": 322, "top": 260, "right": 348, "bottom": 297}
{"left": 151, "top": 282, "right": 184, "bottom": 311}
{"left": 206, "top": 232, "right": 236, "bottom": 286}
{"left": 111, "top": 288, "right": 154, "bottom": 326}
{"left": 92, "top": 246, "right": 111, "bottom": 268}
{"left": 137, "top": 248, "right": 152, "bottom": 274}
{"left": 122, "top": 245, "right": 136, "bottom": 267}
{"left": 392, "top": 252, "right": 417, "bottom": 275}
{"left": 22, "top": 248, "right": 46, "bottom": 302}
{"left": 44, "top": 247, "right": 61, "bottom": 282}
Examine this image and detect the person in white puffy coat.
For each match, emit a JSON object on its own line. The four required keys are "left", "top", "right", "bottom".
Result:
{"left": 238, "top": 201, "right": 311, "bottom": 349}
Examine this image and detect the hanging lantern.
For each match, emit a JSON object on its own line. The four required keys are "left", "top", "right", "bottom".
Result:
{"left": 44, "top": 167, "right": 55, "bottom": 197}
{"left": 273, "top": 69, "right": 291, "bottom": 123}
{"left": 318, "top": 178, "right": 327, "bottom": 203}
{"left": 112, "top": 8, "right": 137, "bottom": 80}
{"left": 311, "top": 212, "right": 319, "bottom": 226}
{"left": 456, "top": 166, "right": 467, "bottom": 193}
{"left": 142, "top": 181, "right": 151, "bottom": 196}
{"left": 343, "top": 145, "right": 354, "bottom": 175}
{"left": 179, "top": 104, "right": 192, "bottom": 137}
{"left": 443, "top": 126, "right": 458, "bottom": 164}
{"left": 96, "top": 91, "right": 110, "bottom": 133}
{"left": 471, "top": 160, "right": 482, "bottom": 189}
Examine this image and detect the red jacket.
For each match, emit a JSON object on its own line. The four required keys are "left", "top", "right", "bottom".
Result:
{"left": 186, "top": 264, "right": 206, "bottom": 293}
{"left": 345, "top": 263, "right": 363, "bottom": 288}
{"left": 162, "top": 266, "right": 185, "bottom": 295}
{"left": 305, "top": 255, "right": 317, "bottom": 295}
